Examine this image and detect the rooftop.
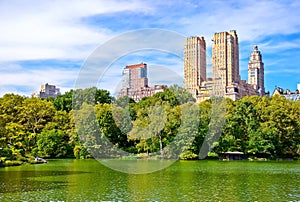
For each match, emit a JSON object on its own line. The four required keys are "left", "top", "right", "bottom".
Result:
{"left": 125, "top": 63, "right": 147, "bottom": 69}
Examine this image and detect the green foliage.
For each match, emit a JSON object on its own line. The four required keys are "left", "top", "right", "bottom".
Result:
{"left": 207, "top": 152, "right": 219, "bottom": 159}
{"left": 152, "top": 85, "right": 195, "bottom": 106}
{"left": 0, "top": 148, "right": 12, "bottom": 159}
{"left": 1, "top": 88, "right": 300, "bottom": 164}
{"left": 36, "top": 129, "right": 70, "bottom": 158}
{"left": 179, "top": 150, "right": 198, "bottom": 160}
{"left": 213, "top": 95, "right": 300, "bottom": 159}
{"left": 4, "top": 160, "right": 23, "bottom": 166}
{"left": 54, "top": 88, "right": 112, "bottom": 112}
{"left": 54, "top": 90, "right": 74, "bottom": 112}
{"left": 74, "top": 145, "right": 89, "bottom": 159}
{"left": 115, "top": 96, "right": 135, "bottom": 108}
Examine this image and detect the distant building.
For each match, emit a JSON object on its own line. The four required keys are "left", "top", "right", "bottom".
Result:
{"left": 272, "top": 85, "right": 300, "bottom": 101}
{"left": 118, "top": 63, "right": 167, "bottom": 102}
{"left": 184, "top": 36, "right": 206, "bottom": 97}
{"left": 248, "top": 45, "right": 265, "bottom": 96}
{"left": 32, "top": 83, "right": 61, "bottom": 98}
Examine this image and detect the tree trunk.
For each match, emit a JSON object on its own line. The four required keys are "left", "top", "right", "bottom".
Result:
{"left": 159, "top": 135, "right": 164, "bottom": 158}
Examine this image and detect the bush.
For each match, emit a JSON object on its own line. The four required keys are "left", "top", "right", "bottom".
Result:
{"left": 179, "top": 151, "right": 198, "bottom": 160}
{"left": 5, "top": 160, "right": 23, "bottom": 166}
{"left": 207, "top": 152, "right": 219, "bottom": 159}
{"left": 31, "top": 147, "right": 39, "bottom": 157}
{"left": 0, "top": 147, "right": 13, "bottom": 159}
{"left": 16, "top": 155, "right": 28, "bottom": 162}
{"left": 74, "top": 145, "right": 89, "bottom": 159}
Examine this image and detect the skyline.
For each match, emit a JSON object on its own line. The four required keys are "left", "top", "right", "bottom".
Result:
{"left": 1, "top": 0, "right": 300, "bottom": 97}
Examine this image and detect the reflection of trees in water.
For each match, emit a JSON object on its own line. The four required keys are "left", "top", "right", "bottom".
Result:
{"left": 0, "top": 170, "right": 88, "bottom": 193}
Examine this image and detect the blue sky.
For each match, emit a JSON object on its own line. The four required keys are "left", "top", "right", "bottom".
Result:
{"left": 1, "top": 0, "right": 300, "bottom": 96}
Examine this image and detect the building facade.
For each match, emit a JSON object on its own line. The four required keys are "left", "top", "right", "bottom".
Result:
{"left": 248, "top": 45, "right": 265, "bottom": 96}
{"left": 185, "top": 30, "right": 264, "bottom": 102}
{"left": 118, "top": 63, "right": 167, "bottom": 102}
{"left": 32, "top": 83, "right": 61, "bottom": 98}
{"left": 184, "top": 36, "right": 206, "bottom": 97}
{"left": 211, "top": 30, "right": 241, "bottom": 99}
{"left": 121, "top": 63, "right": 148, "bottom": 90}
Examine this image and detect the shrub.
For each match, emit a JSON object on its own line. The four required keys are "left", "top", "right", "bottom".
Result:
{"left": 5, "top": 160, "right": 23, "bottom": 166}
{"left": 207, "top": 152, "right": 219, "bottom": 159}
{"left": 0, "top": 147, "right": 13, "bottom": 159}
{"left": 74, "top": 145, "right": 89, "bottom": 159}
{"left": 179, "top": 151, "right": 198, "bottom": 160}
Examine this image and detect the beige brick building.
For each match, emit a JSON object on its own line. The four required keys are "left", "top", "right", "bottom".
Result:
{"left": 212, "top": 30, "right": 240, "bottom": 99}
{"left": 184, "top": 30, "right": 264, "bottom": 102}
{"left": 184, "top": 36, "right": 206, "bottom": 97}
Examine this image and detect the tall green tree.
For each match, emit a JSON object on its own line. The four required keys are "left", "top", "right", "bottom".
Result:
{"left": 19, "top": 98, "right": 55, "bottom": 150}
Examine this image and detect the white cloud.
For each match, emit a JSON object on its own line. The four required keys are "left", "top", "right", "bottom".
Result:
{"left": 259, "top": 40, "right": 300, "bottom": 53}
{"left": 179, "top": 1, "right": 300, "bottom": 43}
{"left": 1, "top": 0, "right": 300, "bottom": 95}
{"left": 0, "top": 63, "right": 79, "bottom": 96}
{"left": 0, "top": 0, "right": 152, "bottom": 62}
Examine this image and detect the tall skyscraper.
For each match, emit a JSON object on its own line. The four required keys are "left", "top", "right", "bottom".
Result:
{"left": 212, "top": 30, "right": 240, "bottom": 99}
{"left": 248, "top": 45, "right": 265, "bottom": 96}
{"left": 184, "top": 36, "right": 206, "bottom": 97}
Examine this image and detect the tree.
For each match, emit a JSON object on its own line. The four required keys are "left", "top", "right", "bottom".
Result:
{"left": 95, "top": 103, "right": 128, "bottom": 149}
{"left": 152, "top": 85, "right": 195, "bottom": 106}
{"left": 95, "top": 89, "right": 113, "bottom": 104}
{"left": 129, "top": 104, "right": 167, "bottom": 157}
{"left": 166, "top": 102, "right": 200, "bottom": 159}
{"left": 19, "top": 98, "right": 55, "bottom": 150}
{"left": 115, "top": 95, "right": 135, "bottom": 107}
{"left": 72, "top": 88, "right": 113, "bottom": 110}
{"left": 53, "top": 90, "right": 74, "bottom": 112}
{"left": 0, "top": 94, "right": 24, "bottom": 123}
{"left": 36, "top": 129, "right": 70, "bottom": 158}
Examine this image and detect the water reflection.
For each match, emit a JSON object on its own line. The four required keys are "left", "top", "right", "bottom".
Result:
{"left": 0, "top": 170, "right": 89, "bottom": 193}
{"left": 0, "top": 159, "right": 299, "bottom": 201}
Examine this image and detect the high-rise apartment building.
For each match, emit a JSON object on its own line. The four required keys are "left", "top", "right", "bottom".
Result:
{"left": 212, "top": 30, "right": 240, "bottom": 99}
{"left": 118, "top": 63, "right": 166, "bottom": 101}
{"left": 184, "top": 36, "right": 206, "bottom": 97}
{"left": 121, "top": 63, "right": 148, "bottom": 90}
{"left": 184, "top": 30, "right": 266, "bottom": 102}
{"left": 248, "top": 45, "right": 265, "bottom": 96}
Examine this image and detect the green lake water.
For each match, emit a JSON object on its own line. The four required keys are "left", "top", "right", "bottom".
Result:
{"left": 0, "top": 159, "right": 300, "bottom": 201}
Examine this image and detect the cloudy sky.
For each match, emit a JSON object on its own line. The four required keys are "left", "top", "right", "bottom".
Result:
{"left": 1, "top": 0, "right": 300, "bottom": 96}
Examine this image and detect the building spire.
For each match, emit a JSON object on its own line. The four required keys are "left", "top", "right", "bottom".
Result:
{"left": 248, "top": 45, "right": 265, "bottom": 96}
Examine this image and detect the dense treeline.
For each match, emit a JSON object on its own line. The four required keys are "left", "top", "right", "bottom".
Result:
{"left": 1, "top": 86, "right": 300, "bottom": 166}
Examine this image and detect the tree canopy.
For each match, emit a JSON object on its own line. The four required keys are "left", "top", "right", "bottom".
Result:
{"left": 1, "top": 87, "right": 300, "bottom": 164}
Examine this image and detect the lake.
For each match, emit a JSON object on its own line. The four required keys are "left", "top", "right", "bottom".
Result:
{"left": 0, "top": 159, "right": 300, "bottom": 201}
